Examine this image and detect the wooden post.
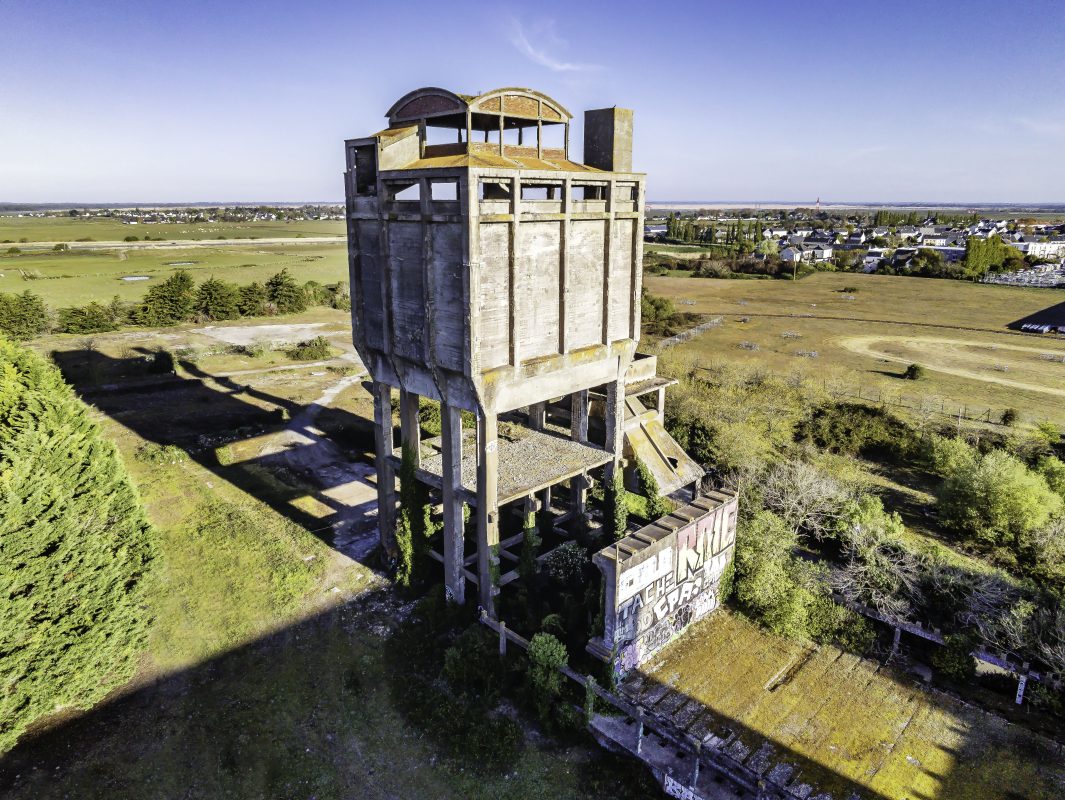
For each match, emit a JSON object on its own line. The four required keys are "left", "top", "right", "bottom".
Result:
{"left": 441, "top": 403, "right": 464, "bottom": 605}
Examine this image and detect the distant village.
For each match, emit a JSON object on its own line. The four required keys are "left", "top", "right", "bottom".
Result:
{"left": 14, "top": 204, "right": 345, "bottom": 225}
{"left": 645, "top": 208, "right": 1065, "bottom": 288}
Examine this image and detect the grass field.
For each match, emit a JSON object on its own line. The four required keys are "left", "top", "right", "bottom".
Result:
{"left": 639, "top": 611, "right": 1065, "bottom": 800}
{"left": 0, "top": 215, "right": 345, "bottom": 243}
{"left": 647, "top": 272, "right": 1065, "bottom": 427}
{"left": 0, "top": 241, "right": 348, "bottom": 304}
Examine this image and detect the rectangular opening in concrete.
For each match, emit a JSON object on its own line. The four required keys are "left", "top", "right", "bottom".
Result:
{"left": 430, "top": 180, "right": 458, "bottom": 201}
{"left": 387, "top": 181, "right": 421, "bottom": 202}
{"left": 353, "top": 144, "right": 377, "bottom": 196}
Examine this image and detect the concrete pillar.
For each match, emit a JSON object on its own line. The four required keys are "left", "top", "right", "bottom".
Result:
{"left": 440, "top": 403, "right": 464, "bottom": 605}
{"left": 571, "top": 389, "right": 590, "bottom": 517}
{"left": 399, "top": 388, "right": 421, "bottom": 467}
{"left": 476, "top": 410, "right": 500, "bottom": 614}
{"left": 528, "top": 401, "right": 546, "bottom": 431}
{"left": 605, "top": 378, "right": 625, "bottom": 480}
{"left": 656, "top": 386, "right": 666, "bottom": 422}
{"left": 372, "top": 382, "right": 397, "bottom": 556}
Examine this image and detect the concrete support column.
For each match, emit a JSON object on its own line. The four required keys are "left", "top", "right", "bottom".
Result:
{"left": 604, "top": 378, "right": 625, "bottom": 480}
{"left": 528, "top": 401, "right": 546, "bottom": 431}
{"left": 399, "top": 388, "right": 421, "bottom": 467}
{"left": 440, "top": 403, "right": 465, "bottom": 605}
{"left": 656, "top": 386, "right": 666, "bottom": 423}
{"left": 476, "top": 410, "right": 500, "bottom": 614}
{"left": 372, "top": 382, "right": 397, "bottom": 556}
{"left": 570, "top": 389, "right": 590, "bottom": 517}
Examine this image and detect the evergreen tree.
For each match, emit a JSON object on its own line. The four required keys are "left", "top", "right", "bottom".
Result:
{"left": 265, "top": 268, "right": 307, "bottom": 314}
{"left": 58, "top": 301, "right": 120, "bottom": 334}
{"left": 606, "top": 471, "right": 628, "bottom": 541}
{"left": 0, "top": 291, "right": 49, "bottom": 340}
{"left": 0, "top": 338, "right": 156, "bottom": 752}
{"left": 237, "top": 281, "right": 268, "bottom": 317}
{"left": 194, "top": 277, "right": 241, "bottom": 321}
{"left": 137, "top": 270, "right": 195, "bottom": 326}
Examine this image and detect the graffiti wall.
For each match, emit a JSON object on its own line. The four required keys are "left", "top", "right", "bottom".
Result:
{"left": 594, "top": 491, "right": 737, "bottom": 679}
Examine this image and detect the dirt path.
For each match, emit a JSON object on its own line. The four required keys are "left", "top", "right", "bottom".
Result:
{"left": 838, "top": 334, "right": 1065, "bottom": 397}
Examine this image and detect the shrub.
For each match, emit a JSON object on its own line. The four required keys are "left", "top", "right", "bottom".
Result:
{"left": 137, "top": 270, "right": 195, "bottom": 326}
{"left": 1001, "top": 407, "right": 1019, "bottom": 427}
{"left": 635, "top": 457, "right": 672, "bottom": 520}
{"left": 903, "top": 363, "right": 925, "bottom": 380}
{"left": 606, "top": 470, "right": 629, "bottom": 540}
{"left": 237, "top": 281, "right": 268, "bottom": 316}
{"left": 544, "top": 541, "right": 587, "bottom": 586}
{"left": 287, "top": 335, "right": 333, "bottom": 361}
{"left": 0, "top": 339, "right": 156, "bottom": 752}
{"left": 194, "top": 277, "right": 241, "bottom": 321}
{"left": 933, "top": 633, "right": 977, "bottom": 683}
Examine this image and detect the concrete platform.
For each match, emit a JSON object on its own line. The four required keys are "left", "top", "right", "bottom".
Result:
{"left": 393, "top": 425, "right": 612, "bottom": 507}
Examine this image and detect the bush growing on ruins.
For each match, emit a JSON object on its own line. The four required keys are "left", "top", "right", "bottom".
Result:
{"left": 635, "top": 457, "right": 672, "bottom": 520}
{"left": 544, "top": 541, "right": 587, "bottom": 587}
{"left": 0, "top": 338, "right": 156, "bottom": 752}
{"left": 0, "top": 290, "right": 49, "bottom": 339}
{"left": 932, "top": 633, "right": 978, "bottom": 683}
{"left": 528, "top": 632, "right": 568, "bottom": 724}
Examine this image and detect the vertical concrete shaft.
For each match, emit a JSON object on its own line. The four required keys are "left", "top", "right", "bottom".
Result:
{"left": 399, "top": 389, "right": 421, "bottom": 467}
{"left": 528, "top": 402, "right": 546, "bottom": 431}
{"left": 570, "top": 389, "right": 590, "bottom": 516}
{"left": 440, "top": 403, "right": 465, "bottom": 605}
{"left": 372, "top": 382, "right": 397, "bottom": 555}
{"left": 604, "top": 378, "right": 625, "bottom": 480}
{"left": 476, "top": 410, "right": 500, "bottom": 614}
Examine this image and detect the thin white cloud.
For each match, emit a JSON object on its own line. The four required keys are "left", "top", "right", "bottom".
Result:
{"left": 509, "top": 18, "right": 600, "bottom": 73}
{"left": 1013, "top": 116, "right": 1065, "bottom": 137}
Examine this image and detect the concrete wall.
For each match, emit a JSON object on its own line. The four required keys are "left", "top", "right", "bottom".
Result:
{"left": 595, "top": 492, "right": 738, "bottom": 680}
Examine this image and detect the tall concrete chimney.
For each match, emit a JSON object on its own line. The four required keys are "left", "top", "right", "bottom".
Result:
{"left": 583, "top": 107, "right": 633, "bottom": 172}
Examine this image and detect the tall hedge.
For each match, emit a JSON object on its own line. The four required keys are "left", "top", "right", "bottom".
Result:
{"left": 0, "top": 338, "right": 156, "bottom": 751}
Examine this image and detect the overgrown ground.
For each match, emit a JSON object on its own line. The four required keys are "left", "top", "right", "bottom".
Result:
{"left": 646, "top": 272, "right": 1065, "bottom": 427}
{"left": 642, "top": 611, "right": 1065, "bottom": 800}
{"left": 0, "top": 315, "right": 655, "bottom": 799}
{"left": 0, "top": 215, "right": 345, "bottom": 243}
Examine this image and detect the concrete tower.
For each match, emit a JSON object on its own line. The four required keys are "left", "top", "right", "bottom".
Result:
{"left": 343, "top": 87, "right": 700, "bottom": 615}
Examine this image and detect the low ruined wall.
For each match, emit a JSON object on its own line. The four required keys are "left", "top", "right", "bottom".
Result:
{"left": 594, "top": 491, "right": 738, "bottom": 679}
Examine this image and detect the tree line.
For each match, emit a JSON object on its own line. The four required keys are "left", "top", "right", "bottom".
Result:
{"left": 0, "top": 268, "right": 351, "bottom": 340}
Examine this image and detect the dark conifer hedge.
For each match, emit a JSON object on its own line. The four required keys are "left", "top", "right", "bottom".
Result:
{"left": 0, "top": 338, "right": 156, "bottom": 752}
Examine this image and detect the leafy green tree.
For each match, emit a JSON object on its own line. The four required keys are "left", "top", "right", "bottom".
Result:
{"left": 527, "top": 632, "right": 568, "bottom": 724}
{"left": 137, "top": 270, "right": 195, "bottom": 326}
{"left": 194, "top": 277, "right": 241, "bottom": 321}
{"left": 932, "top": 633, "right": 978, "bottom": 682}
{"left": 1037, "top": 455, "right": 1065, "bottom": 500}
{"left": 939, "top": 450, "right": 1063, "bottom": 548}
{"left": 0, "top": 339, "right": 156, "bottom": 752}
{"left": 266, "top": 268, "right": 307, "bottom": 314}
{"left": 237, "top": 281, "right": 268, "bottom": 316}
{"left": 0, "top": 290, "right": 49, "bottom": 339}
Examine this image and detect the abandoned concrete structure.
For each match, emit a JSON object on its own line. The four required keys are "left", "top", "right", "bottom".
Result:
{"left": 343, "top": 86, "right": 704, "bottom": 616}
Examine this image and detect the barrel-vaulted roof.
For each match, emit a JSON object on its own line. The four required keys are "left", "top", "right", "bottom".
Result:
{"left": 387, "top": 87, "right": 572, "bottom": 126}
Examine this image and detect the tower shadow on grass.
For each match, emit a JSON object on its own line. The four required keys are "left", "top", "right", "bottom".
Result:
{"left": 49, "top": 346, "right": 384, "bottom": 566}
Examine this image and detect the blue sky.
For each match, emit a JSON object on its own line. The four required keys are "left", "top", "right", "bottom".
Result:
{"left": 2, "top": 0, "right": 1063, "bottom": 203}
